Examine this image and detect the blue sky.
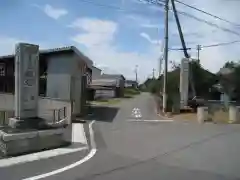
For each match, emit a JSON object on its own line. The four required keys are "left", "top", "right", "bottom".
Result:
{"left": 0, "top": 0, "right": 240, "bottom": 82}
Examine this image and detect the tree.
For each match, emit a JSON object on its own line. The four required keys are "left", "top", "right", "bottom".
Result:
{"left": 217, "top": 61, "right": 240, "bottom": 100}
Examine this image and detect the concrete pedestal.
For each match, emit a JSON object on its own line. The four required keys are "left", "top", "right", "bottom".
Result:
{"left": 197, "top": 107, "right": 208, "bottom": 124}
{"left": 9, "top": 117, "right": 47, "bottom": 129}
{"left": 229, "top": 106, "right": 240, "bottom": 123}
{"left": 0, "top": 128, "right": 70, "bottom": 157}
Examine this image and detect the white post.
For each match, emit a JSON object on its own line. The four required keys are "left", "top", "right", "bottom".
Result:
{"left": 197, "top": 107, "right": 208, "bottom": 124}
{"left": 180, "top": 58, "right": 189, "bottom": 109}
{"left": 229, "top": 106, "right": 240, "bottom": 123}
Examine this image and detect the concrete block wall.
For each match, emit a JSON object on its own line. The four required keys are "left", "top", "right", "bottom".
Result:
{"left": 0, "top": 94, "right": 72, "bottom": 125}
{"left": 38, "top": 97, "right": 72, "bottom": 124}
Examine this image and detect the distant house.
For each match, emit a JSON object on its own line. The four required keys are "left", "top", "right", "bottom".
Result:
{"left": 89, "top": 74, "right": 125, "bottom": 99}
{"left": 92, "top": 66, "right": 102, "bottom": 80}
{"left": 125, "top": 80, "right": 138, "bottom": 88}
{"left": 0, "top": 46, "right": 93, "bottom": 116}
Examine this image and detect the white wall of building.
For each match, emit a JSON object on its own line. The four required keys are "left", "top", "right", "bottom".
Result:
{"left": 92, "top": 66, "right": 102, "bottom": 80}
{"left": 46, "top": 53, "right": 89, "bottom": 115}
{"left": 46, "top": 54, "right": 74, "bottom": 100}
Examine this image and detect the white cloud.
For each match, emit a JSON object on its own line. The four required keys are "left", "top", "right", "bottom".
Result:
{"left": 140, "top": 32, "right": 161, "bottom": 45}
{"left": 70, "top": 18, "right": 117, "bottom": 48}
{"left": 69, "top": 18, "right": 117, "bottom": 33}
{"left": 85, "top": 45, "right": 160, "bottom": 82}
{"left": 41, "top": 4, "right": 68, "bottom": 19}
{"left": 141, "top": 24, "right": 160, "bottom": 28}
{"left": 70, "top": 17, "right": 160, "bottom": 82}
{"left": 125, "top": 14, "right": 163, "bottom": 30}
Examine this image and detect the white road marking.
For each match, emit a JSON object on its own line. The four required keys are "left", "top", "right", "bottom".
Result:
{"left": 0, "top": 124, "right": 89, "bottom": 168}
{"left": 131, "top": 107, "right": 142, "bottom": 119}
{"left": 127, "top": 119, "right": 174, "bottom": 122}
{"left": 23, "top": 120, "right": 97, "bottom": 180}
{"left": 0, "top": 145, "right": 88, "bottom": 168}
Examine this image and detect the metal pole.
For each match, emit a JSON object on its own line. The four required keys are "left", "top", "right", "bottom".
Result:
{"left": 171, "top": 0, "right": 189, "bottom": 58}
{"left": 153, "top": 68, "right": 155, "bottom": 79}
{"left": 158, "top": 27, "right": 164, "bottom": 78}
{"left": 197, "top": 45, "right": 201, "bottom": 63}
{"left": 163, "top": 0, "right": 169, "bottom": 113}
{"left": 135, "top": 65, "right": 138, "bottom": 83}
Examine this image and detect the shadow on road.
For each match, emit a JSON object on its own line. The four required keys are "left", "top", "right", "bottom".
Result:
{"left": 85, "top": 105, "right": 119, "bottom": 122}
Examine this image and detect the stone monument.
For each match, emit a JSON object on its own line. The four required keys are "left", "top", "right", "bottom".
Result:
{"left": 180, "top": 58, "right": 189, "bottom": 109}
{"left": 0, "top": 43, "right": 72, "bottom": 157}
{"left": 9, "top": 43, "right": 41, "bottom": 129}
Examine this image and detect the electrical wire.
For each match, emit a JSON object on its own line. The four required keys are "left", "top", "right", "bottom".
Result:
{"left": 142, "top": 0, "right": 240, "bottom": 37}
{"left": 202, "top": 40, "right": 240, "bottom": 48}
{"left": 77, "top": 0, "right": 160, "bottom": 14}
{"left": 78, "top": 0, "right": 240, "bottom": 46}
{"left": 78, "top": 0, "right": 240, "bottom": 38}
{"left": 177, "top": 11, "right": 240, "bottom": 37}
{"left": 174, "top": 0, "right": 240, "bottom": 27}
{"left": 169, "top": 40, "right": 240, "bottom": 50}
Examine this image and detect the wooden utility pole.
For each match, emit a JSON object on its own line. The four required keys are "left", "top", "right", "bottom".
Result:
{"left": 163, "top": 0, "right": 169, "bottom": 113}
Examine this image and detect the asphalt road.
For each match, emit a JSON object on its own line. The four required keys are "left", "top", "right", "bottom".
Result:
{"left": 1, "top": 93, "right": 240, "bottom": 180}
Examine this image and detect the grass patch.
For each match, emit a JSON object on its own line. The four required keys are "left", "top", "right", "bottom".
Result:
{"left": 90, "top": 98, "right": 121, "bottom": 105}
{"left": 124, "top": 88, "right": 140, "bottom": 98}
{"left": 209, "top": 109, "right": 230, "bottom": 124}
{"left": 172, "top": 112, "right": 197, "bottom": 121}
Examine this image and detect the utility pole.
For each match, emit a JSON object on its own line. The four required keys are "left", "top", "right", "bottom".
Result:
{"left": 159, "top": 56, "right": 163, "bottom": 78}
{"left": 152, "top": 68, "right": 155, "bottom": 79}
{"left": 158, "top": 27, "right": 164, "bottom": 78}
{"left": 196, "top": 44, "right": 201, "bottom": 63}
{"left": 163, "top": 0, "right": 169, "bottom": 113}
{"left": 135, "top": 65, "right": 138, "bottom": 83}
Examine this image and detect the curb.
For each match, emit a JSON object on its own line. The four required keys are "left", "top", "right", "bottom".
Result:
{"left": 22, "top": 121, "right": 97, "bottom": 180}
{"left": 0, "top": 124, "right": 89, "bottom": 168}
{"left": 155, "top": 108, "right": 173, "bottom": 120}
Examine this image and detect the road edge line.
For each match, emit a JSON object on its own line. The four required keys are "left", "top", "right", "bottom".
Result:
{"left": 23, "top": 120, "right": 97, "bottom": 180}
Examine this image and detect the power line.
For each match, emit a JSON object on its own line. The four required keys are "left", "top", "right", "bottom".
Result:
{"left": 201, "top": 40, "right": 240, "bottom": 48}
{"left": 177, "top": 11, "right": 240, "bottom": 37}
{"left": 142, "top": 0, "right": 240, "bottom": 37}
{"left": 77, "top": 0, "right": 160, "bottom": 14}
{"left": 169, "top": 40, "right": 240, "bottom": 50}
{"left": 79, "top": 0, "right": 240, "bottom": 38}
{"left": 174, "top": 0, "right": 240, "bottom": 27}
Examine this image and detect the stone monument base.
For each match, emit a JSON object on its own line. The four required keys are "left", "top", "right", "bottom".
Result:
{"left": 8, "top": 117, "right": 49, "bottom": 129}
{"left": 0, "top": 127, "right": 70, "bottom": 157}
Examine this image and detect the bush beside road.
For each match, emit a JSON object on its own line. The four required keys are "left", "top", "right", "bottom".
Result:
{"left": 124, "top": 88, "right": 140, "bottom": 98}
